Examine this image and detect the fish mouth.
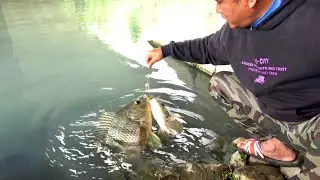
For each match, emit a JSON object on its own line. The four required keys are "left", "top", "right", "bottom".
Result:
{"left": 140, "top": 94, "right": 153, "bottom": 145}
{"left": 143, "top": 94, "right": 156, "bottom": 100}
{"left": 142, "top": 93, "right": 152, "bottom": 118}
{"left": 142, "top": 94, "right": 152, "bottom": 102}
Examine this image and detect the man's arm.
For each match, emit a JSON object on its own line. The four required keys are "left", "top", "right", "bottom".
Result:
{"left": 160, "top": 28, "right": 229, "bottom": 65}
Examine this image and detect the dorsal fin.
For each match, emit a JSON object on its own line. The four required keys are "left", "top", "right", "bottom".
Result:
{"left": 94, "top": 112, "right": 117, "bottom": 142}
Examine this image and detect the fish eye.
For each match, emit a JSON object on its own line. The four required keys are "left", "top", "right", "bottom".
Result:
{"left": 135, "top": 100, "right": 141, "bottom": 105}
{"left": 161, "top": 103, "right": 165, "bottom": 106}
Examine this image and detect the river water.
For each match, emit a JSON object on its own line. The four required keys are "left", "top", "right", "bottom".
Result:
{"left": 0, "top": 0, "right": 250, "bottom": 179}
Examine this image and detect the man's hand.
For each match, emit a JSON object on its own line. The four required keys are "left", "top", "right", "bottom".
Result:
{"left": 146, "top": 48, "right": 163, "bottom": 68}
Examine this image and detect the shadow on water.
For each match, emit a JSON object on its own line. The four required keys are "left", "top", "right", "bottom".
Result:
{"left": 0, "top": 4, "right": 66, "bottom": 177}
{"left": 0, "top": 4, "right": 36, "bottom": 180}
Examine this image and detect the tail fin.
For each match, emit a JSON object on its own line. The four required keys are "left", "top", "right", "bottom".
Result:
{"left": 166, "top": 114, "right": 184, "bottom": 135}
{"left": 169, "top": 113, "right": 186, "bottom": 124}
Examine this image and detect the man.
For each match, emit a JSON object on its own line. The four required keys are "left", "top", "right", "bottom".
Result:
{"left": 146, "top": 0, "right": 320, "bottom": 178}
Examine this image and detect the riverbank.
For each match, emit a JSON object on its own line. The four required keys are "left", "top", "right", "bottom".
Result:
{"left": 134, "top": 149, "right": 301, "bottom": 180}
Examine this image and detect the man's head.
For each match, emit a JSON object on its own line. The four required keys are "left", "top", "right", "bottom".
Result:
{"left": 215, "top": 0, "right": 273, "bottom": 29}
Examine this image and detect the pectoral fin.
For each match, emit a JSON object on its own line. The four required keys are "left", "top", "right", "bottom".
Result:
{"left": 147, "top": 132, "right": 163, "bottom": 149}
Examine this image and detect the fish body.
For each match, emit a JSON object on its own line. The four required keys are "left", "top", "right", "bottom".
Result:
{"left": 149, "top": 97, "right": 183, "bottom": 136}
{"left": 94, "top": 94, "right": 160, "bottom": 153}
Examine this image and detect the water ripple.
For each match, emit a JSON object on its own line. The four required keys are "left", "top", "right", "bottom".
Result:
{"left": 45, "top": 106, "right": 221, "bottom": 179}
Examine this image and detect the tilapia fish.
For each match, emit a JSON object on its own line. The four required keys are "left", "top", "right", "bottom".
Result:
{"left": 94, "top": 94, "right": 161, "bottom": 153}
{"left": 149, "top": 97, "right": 184, "bottom": 137}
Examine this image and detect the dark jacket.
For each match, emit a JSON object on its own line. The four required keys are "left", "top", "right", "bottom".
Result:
{"left": 161, "top": 0, "right": 320, "bottom": 122}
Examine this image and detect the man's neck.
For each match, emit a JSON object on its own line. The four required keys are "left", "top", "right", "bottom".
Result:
{"left": 254, "top": 0, "right": 274, "bottom": 21}
{"left": 240, "top": 0, "right": 274, "bottom": 28}
{"left": 251, "top": 0, "right": 285, "bottom": 29}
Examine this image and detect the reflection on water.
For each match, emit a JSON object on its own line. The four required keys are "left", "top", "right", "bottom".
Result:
{"left": 0, "top": 0, "right": 247, "bottom": 179}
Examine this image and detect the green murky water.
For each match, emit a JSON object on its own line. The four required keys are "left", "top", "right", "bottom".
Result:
{"left": 0, "top": 0, "right": 249, "bottom": 179}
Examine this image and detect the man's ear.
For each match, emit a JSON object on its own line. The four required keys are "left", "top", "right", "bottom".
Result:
{"left": 248, "top": 0, "right": 257, "bottom": 8}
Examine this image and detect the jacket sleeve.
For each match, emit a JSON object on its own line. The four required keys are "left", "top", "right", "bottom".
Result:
{"left": 160, "top": 28, "right": 229, "bottom": 65}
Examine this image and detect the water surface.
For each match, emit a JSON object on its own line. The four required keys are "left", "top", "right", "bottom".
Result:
{"left": 0, "top": 0, "right": 249, "bottom": 179}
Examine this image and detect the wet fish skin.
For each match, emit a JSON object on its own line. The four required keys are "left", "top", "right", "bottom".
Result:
{"left": 149, "top": 97, "right": 184, "bottom": 137}
{"left": 94, "top": 94, "right": 153, "bottom": 153}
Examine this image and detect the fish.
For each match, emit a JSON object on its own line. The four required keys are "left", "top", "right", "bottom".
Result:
{"left": 94, "top": 94, "right": 162, "bottom": 153}
{"left": 149, "top": 97, "right": 184, "bottom": 137}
